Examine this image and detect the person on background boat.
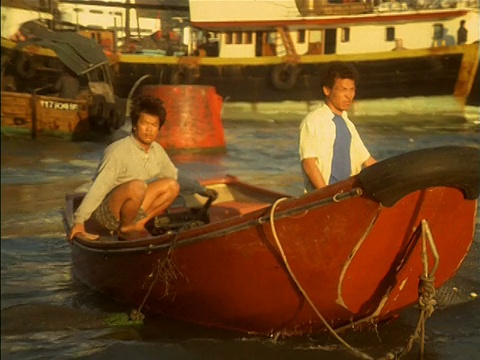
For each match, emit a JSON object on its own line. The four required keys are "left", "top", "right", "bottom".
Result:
{"left": 457, "top": 20, "right": 468, "bottom": 45}
{"left": 392, "top": 38, "right": 407, "bottom": 51}
{"left": 53, "top": 66, "right": 80, "bottom": 99}
{"left": 298, "top": 61, "right": 377, "bottom": 191}
{"left": 69, "top": 95, "right": 180, "bottom": 241}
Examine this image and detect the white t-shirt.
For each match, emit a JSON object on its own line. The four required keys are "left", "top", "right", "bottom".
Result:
{"left": 298, "top": 103, "right": 371, "bottom": 189}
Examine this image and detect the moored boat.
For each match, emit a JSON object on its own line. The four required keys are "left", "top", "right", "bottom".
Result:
{"left": 53, "top": 0, "right": 480, "bottom": 115}
{"left": 1, "top": 28, "right": 126, "bottom": 140}
{"left": 3, "top": 1, "right": 478, "bottom": 116}
{"left": 63, "top": 146, "right": 480, "bottom": 338}
{"left": 1, "top": 91, "right": 91, "bottom": 140}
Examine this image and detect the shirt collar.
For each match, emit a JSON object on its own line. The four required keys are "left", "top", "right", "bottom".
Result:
{"left": 322, "top": 103, "right": 348, "bottom": 119}
{"left": 128, "top": 135, "right": 152, "bottom": 153}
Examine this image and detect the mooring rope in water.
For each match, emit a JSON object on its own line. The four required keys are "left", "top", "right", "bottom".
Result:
{"left": 269, "top": 197, "right": 374, "bottom": 360}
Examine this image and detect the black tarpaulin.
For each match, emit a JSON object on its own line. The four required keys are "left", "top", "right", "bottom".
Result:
{"left": 15, "top": 30, "right": 109, "bottom": 76}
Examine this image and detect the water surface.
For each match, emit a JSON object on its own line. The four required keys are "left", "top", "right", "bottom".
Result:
{"left": 1, "top": 111, "right": 479, "bottom": 360}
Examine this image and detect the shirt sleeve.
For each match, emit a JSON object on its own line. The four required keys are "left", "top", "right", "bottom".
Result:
{"left": 154, "top": 146, "right": 178, "bottom": 180}
{"left": 73, "top": 150, "right": 122, "bottom": 224}
{"left": 299, "top": 116, "right": 320, "bottom": 160}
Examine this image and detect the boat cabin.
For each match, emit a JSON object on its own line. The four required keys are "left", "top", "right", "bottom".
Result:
{"left": 188, "top": 0, "right": 478, "bottom": 57}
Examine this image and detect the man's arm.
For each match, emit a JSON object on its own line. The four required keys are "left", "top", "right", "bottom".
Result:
{"left": 363, "top": 156, "right": 377, "bottom": 168}
{"left": 302, "top": 158, "right": 327, "bottom": 189}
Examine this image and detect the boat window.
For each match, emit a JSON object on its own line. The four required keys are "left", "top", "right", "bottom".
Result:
{"left": 341, "top": 28, "right": 350, "bottom": 42}
{"left": 386, "top": 27, "right": 395, "bottom": 41}
{"left": 225, "top": 32, "right": 233, "bottom": 44}
{"left": 297, "top": 30, "right": 306, "bottom": 44}
{"left": 89, "top": 9, "right": 103, "bottom": 15}
{"left": 234, "top": 31, "right": 242, "bottom": 44}
{"left": 244, "top": 32, "right": 253, "bottom": 44}
{"left": 433, "top": 24, "right": 444, "bottom": 40}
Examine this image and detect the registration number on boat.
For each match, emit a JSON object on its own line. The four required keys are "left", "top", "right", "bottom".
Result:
{"left": 40, "top": 100, "right": 78, "bottom": 111}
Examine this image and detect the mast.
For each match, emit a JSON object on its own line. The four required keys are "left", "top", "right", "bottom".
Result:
{"left": 125, "top": 0, "right": 131, "bottom": 43}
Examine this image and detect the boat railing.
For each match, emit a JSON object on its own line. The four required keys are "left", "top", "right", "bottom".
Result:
{"left": 295, "top": 0, "right": 477, "bottom": 16}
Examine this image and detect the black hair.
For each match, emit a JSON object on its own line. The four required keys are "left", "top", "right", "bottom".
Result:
{"left": 130, "top": 95, "right": 167, "bottom": 132}
{"left": 321, "top": 61, "right": 359, "bottom": 96}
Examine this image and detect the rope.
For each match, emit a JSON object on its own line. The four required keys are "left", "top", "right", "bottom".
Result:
{"left": 268, "top": 198, "right": 441, "bottom": 360}
{"left": 395, "top": 220, "right": 439, "bottom": 360}
{"left": 131, "top": 234, "right": 182, "bottom": 321}
{"left": 269, "top": 197, "right": 374, "bottom": 360}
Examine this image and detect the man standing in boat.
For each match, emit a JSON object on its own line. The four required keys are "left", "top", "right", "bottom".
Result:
{"left": 298, "top": 61, "right": 376, "bottom": 191}
{"left": 69, "top": 95, "right": 180, "bottom": 241}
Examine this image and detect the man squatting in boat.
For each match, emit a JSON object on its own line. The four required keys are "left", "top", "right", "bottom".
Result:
{"left": 299, "top": 61, "right": 377, "bottom": 191}
{"left": 68, "top": 95, "right": 211, "bottom": 241}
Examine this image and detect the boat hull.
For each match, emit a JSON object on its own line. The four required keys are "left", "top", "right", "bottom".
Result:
{"left": 111, "top": 45, "right": 477, "bottom": 107}
{"left": 1, "top": 91, "right": 91, "bottom": 140}
{"left": 65, "top": 146, "right": 479, "bottom": 335}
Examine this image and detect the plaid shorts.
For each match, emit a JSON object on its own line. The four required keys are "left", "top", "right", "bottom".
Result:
{"left": 92, "top": 192, "right": 147, "bottom": 231}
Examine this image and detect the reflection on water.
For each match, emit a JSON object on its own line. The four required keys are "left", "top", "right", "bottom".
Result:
{"left": 1, "top": 112, "right": 479, "bottom": 360}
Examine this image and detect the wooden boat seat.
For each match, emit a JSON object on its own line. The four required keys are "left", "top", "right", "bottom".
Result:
{"left": 209, "top": 201, "right": 270, "bottom": 222}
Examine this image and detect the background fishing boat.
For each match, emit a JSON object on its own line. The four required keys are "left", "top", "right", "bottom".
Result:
{"left": 2, "top": 1, "right": 478, "bottom": 119}
{"left": 1, "top": 11, "right": 126, "bottom": 140}
{"left": 1, "top": 91, "right": 92, "bottom": 140}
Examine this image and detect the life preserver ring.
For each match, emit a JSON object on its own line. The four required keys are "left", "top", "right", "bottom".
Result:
{"left": 16, "top": 54, "right": 37, "bottom": 79}
{"left": 170, "top": 67, "right": 195, "bottom": 85}
{"left": 271, "top": 64, "right": 300, "bottom": 91}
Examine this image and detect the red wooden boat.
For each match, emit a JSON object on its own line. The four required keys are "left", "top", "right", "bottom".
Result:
{"left": 63, "top": 146, "right": 479, "bottom": 336}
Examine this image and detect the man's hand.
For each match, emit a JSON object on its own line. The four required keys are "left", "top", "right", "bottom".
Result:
{"left": 69, "top": 223, "right": 100, "bottom": 243}
{"left": 198, "top": 187, "right": 218, "bottom": 201}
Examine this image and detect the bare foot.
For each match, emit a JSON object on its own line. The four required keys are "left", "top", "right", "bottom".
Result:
{"left": 119, "top": 220, "right": 147, "bottom": 235}
{"left": 118, "top": 219, "right": 151, "bottom": 240}
{"left": 117, "top": 229, "right": 150, "bottom": 241}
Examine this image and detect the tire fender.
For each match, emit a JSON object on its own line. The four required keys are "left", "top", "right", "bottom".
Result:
{"left": 271, "top": 64, "right": 300, "bottom": 91}
{"left": 358, "top": 146, "right": 480, "bottom": 207}
{"left": 170, "top": 67, "right": 195, "bottom": 85}
{"left": 16, "top": 54, "right": 37, "bottom": 79}
{"left": 89, "top": 95, "right": 107, "bottom": 128}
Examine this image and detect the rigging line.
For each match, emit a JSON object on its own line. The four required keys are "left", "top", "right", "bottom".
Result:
{"left": 268, "top": 197, "right": 374, "bottom": 360}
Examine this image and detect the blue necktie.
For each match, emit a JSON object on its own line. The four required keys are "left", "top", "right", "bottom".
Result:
{"left": 329, "top": 115, "right": 352, "bottom": 185}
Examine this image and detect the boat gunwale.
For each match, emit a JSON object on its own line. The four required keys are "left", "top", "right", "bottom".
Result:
{"left": 69, "top": 186, "right": 364, "bottom": 254}
{"left": 66, "top": 146, "right": 480, "bottom": 254}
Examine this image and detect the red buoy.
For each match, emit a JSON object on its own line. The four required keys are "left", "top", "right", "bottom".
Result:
{"left": 141, "top": 85, "right": 226, "bottom": 153}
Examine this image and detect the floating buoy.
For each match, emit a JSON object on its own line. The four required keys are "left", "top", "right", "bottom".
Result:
{"left": 140, "top": 85, "right": 226, "bottom": 153}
